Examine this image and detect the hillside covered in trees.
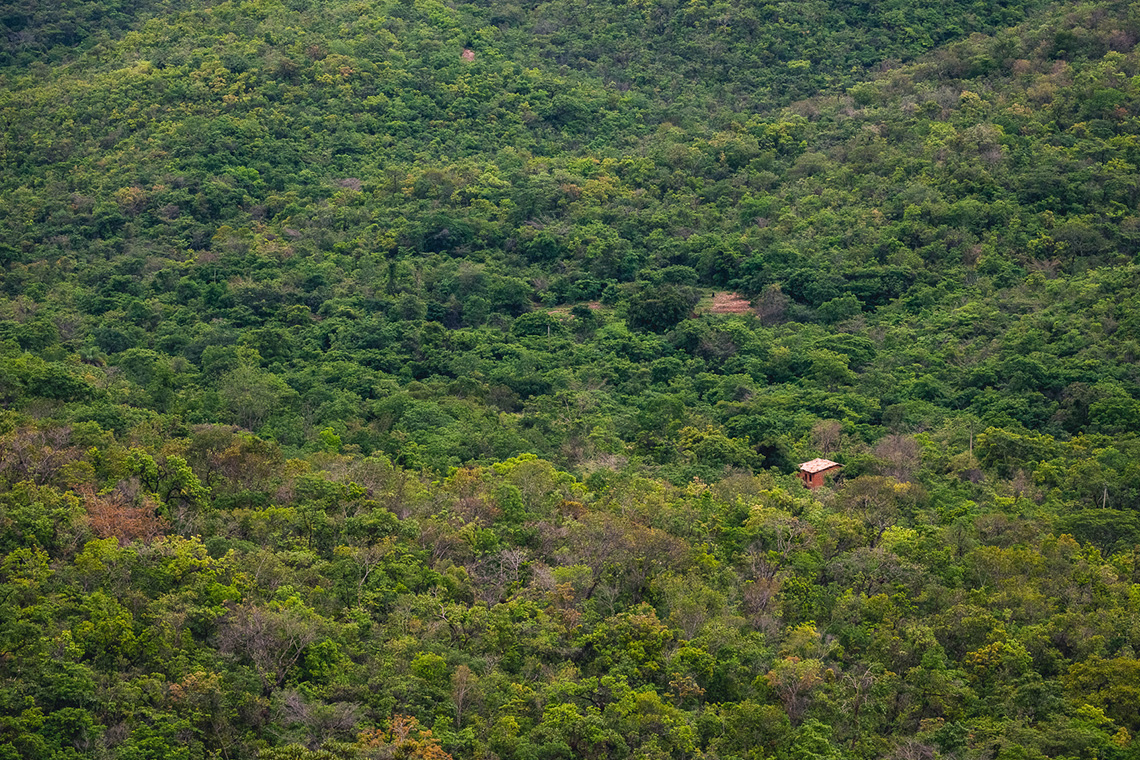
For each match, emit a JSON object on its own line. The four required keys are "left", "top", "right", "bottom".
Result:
{"left": 2, "top": 0, "right": 1140, "bottom": 757}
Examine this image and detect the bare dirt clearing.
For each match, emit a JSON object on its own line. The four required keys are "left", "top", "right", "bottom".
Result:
{"left": 706, "top": 292, "right": 752, "bottom": 315}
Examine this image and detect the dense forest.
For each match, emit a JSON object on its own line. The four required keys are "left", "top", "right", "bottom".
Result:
{"left": 2, "top": 0, "right": 1140, "bottom": 757}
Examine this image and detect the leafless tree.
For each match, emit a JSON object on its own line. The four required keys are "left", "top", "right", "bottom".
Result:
{"left": 469, "top": 547, "right": 529, "bottom": 605}
{"left": 840, "top": 666, "right": 877, "bottom": 748}
{"left": 416, "top": 518, "right": 470, "bottom": 564}
{"left": 841, "top": 475, "right": 902, "bottom": 542}
{"left": 892, "top": 741, "right": 936, "bottom": 760}
{"left": 0, "top": 426, "right": 79, "bottom": 485}
{"left": 812, "top": 419, "right": 842, "bottom": 454}
{"left": 874, "top": 434, "right": 921, "bottom": 482}
{"left": 765, "top": 657, "right": 824, "bottom": 724}
{"left": 347, "top": 539, "right": 395, "bottom": 606}
{"left": 754, "top": 284, "right": 789, "bottom": 324}
{"left": 741, "top": 578, "right": 782, "bottom": 635}
{"left": 451, "top": 665, "right": 478, "bottom": 729}
{"left": 280, "top": 691, "right": 362, "bottom": 749}
{"left": 218, "top": 602, "right": 329, "bottom": 696}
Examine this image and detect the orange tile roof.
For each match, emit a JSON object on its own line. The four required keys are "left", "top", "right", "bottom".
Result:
{"left": 799, "top": 458, "right": 841, "bottom": 473}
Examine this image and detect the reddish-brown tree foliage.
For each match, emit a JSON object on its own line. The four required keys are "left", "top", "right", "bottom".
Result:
{"left": 80, "top": 484, "right": 167, "bottom": 546}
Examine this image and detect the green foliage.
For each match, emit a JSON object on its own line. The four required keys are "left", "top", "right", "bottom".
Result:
{"left": 2, "top": 0, "right": 1140, "bottom": 757}
{"left": 626, "top": 284, "right": 699, "bottom": 334}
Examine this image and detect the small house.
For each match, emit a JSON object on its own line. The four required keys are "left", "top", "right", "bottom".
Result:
{"left": 796, "top": 458, "right": 841, "bottom": 489}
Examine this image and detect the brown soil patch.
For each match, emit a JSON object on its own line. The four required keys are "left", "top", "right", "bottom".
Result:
{"left": 708, "top": 292, "right": 752, "bottom": 315}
